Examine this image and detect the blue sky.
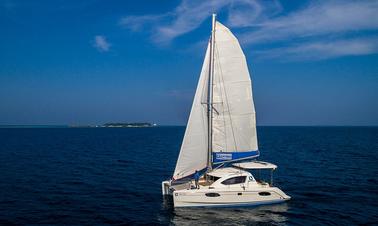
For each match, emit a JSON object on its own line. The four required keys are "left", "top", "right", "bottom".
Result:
{"left": 0, "top": 0, "right": 377, "bottom": 126}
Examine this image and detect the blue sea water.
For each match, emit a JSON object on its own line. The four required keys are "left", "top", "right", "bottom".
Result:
{"left": 0, "top": 127, "right": 377, "bottom": 225}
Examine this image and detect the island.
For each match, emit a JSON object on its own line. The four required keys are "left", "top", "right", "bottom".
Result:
{"left": 101, "top": 122, "right": 157, "bottom": 128}
{"left": 68, "top": 122, "right": 157, "bottom": 128}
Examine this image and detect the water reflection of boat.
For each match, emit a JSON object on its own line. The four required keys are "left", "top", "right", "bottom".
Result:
{"left": 171, "top": 203, "right": 289, "bottom": 225}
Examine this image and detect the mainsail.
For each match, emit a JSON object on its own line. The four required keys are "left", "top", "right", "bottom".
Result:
{"left": 211, "top": 22, "right": 259, "bottom": 163}
{"left": 173, "top": 20, "right": 258, "bottom": 180}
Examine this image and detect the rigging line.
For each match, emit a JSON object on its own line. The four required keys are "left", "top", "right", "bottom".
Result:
{"left": 215, "top": 43, "right": 238, "bottom": 152}
{"left": 214, "top": 163, "right": 225, "bottom": 169}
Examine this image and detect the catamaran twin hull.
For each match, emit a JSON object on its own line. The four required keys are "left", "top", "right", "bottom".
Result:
{"left": 162, "top": 14, "right": 290, "bottom": 208}
{"left": 162, "top": 166, "right": 290, "bottom": 208}
{"left": 173, "top": 188, "right": 289, "bottom": 208}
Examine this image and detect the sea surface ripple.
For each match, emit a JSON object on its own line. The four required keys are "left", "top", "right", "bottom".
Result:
{"left": 0, "top": 127, "right": 377, "bottom": 225}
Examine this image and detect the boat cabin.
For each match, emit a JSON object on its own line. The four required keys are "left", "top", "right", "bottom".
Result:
{"left": 205, "top": 167, "right": 257, "bottom": 189}
{"left": 164, "top": 161, "right": 278, "bottom": 194}
{"left": 197, "top": 161, "right": 277, "bottom": 189}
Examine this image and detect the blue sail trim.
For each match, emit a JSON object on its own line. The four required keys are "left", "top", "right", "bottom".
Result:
{"left": 212, "top": 150, "right": 259, "bottom": 163}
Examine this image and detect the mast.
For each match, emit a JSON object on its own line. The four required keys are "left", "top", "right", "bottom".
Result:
{"left": 207, "top": 13, "right": 216, "bottom": 172}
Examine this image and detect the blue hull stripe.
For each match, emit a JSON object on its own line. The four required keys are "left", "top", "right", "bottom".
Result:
{"left": 213, "top": 150, "right": 259, "bottom": 163}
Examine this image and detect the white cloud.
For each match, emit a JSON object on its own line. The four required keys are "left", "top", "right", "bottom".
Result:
{"left": 120, "top": 0, "right": 378, "bottom": 60}
{"left": 119, "top": 14, "right": 166, "bottom": 32}
{"left": 256, "top": 37, "right": 378, "bottom": 61}
{"left": 93, "top": 35, "right": 111, "bottom": 52}
{"left": 241, "top": 0, "right": 378, "bottom": 60}
{"left": 240, "top": 1, "right": 378, "bottom": 45}
{"left": 119, "top": 0, "right": 280, "bottom": 44}
{"left": 227, "top": 0, "right": 282, "bottom": 27}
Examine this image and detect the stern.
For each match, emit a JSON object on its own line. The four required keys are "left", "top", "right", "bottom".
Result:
{"left": 162, "top": 180, "right": 172, "bottom": 196}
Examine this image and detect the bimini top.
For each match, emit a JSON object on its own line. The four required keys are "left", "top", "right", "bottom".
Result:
{"left": 207, "top": 167, "right": 246, "bottom": 178}
{"left": 232, "top": 161, "right": 277, "bottom": 170}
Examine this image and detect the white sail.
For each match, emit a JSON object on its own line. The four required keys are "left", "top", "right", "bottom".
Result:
{"left": 173, "top": 44, "right": 210, "bottom": 180}
{"left": 211, "top": 22, "right": 259, "bottom": 163}
{"left": 173, "top": 21, "right": 259, "bottom": 179}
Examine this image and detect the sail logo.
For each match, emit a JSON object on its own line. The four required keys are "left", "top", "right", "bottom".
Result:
{"left": 215, "top": 153, "right": 232, "bottom": 160}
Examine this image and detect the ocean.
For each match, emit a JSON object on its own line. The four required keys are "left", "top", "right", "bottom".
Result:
{"left": 0, "top": 127, "right": 377, "bottom": 225}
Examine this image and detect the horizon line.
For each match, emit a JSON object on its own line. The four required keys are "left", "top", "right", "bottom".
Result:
{"left": 0, "top": 124, "right": 377, "bottom": 128}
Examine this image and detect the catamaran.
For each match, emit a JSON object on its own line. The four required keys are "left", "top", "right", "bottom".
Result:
{"left": 162, "top": 14, "right": 290, "bottom": 207}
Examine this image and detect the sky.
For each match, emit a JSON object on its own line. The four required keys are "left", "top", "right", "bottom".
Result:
{"left": 0, "top": 0, "right": 377, "bottom": 126}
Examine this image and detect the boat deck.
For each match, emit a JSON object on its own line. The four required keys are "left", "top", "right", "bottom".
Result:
{"left": 198, "top": 179, "right": 213, "bottom": 186}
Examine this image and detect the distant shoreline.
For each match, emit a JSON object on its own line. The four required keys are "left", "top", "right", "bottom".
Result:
{"left": 0, "top": 122, "right": 157, "bottom": 128}
{"left": 70, "top": 122, "right": 158, "bottom": 128}
{"left": 0, "top": 125, "right": 377, "bottom": 128}
{"left": 0, "top": 123, "right": 159, "bottom": 128}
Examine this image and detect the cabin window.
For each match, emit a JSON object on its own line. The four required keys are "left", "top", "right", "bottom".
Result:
{"left": 208, "top": 175, "right": 221, "bottom": 182}
{"left": 221, "top": 176, "right": 246, "bottom": 185}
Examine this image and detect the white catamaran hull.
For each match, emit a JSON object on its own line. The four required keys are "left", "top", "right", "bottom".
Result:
{"left": 173, "top": 187, "right": 290, "bottom": 208}
{"left": 162, "top": 166, "right": 291, "bottom": 208}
